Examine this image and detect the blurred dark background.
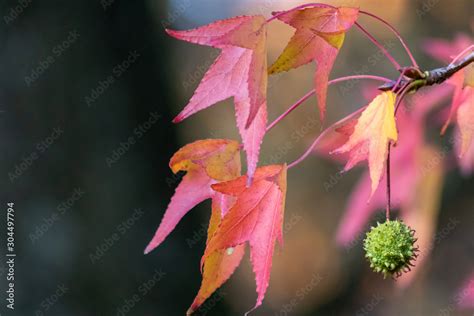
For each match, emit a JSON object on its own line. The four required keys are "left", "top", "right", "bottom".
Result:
{"left": 0, "top": 0, "right": 472, "bottom": 315}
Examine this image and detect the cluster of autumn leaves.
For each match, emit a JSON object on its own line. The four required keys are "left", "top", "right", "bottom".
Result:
{"left": 167, "top": 5, "right": 359, "bottom": 184}
{"left": 144, "top": 2, "right": 474, "bottom": 314}
{"left": 144, "top": 139, "right": 287, "bottom": 314}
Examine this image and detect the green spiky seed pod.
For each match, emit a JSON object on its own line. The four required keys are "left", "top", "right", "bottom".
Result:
{"left": 363, "top": 220, "right": 418, "bottom": 279}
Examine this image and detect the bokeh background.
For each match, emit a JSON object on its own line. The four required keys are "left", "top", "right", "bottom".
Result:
{"left": 0, "top": 0, "right": 473, "bottom": 315}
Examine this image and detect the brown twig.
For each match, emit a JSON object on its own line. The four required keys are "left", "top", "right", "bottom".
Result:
{"left": 378, "top": 51, "right": 474, "bottom": 93}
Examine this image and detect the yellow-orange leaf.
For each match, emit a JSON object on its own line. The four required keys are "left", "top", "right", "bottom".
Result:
{"left": 187, "top": 193, "right": 245, "bottom": 315}
{"left": 268, "top": 5, "right": 359, "bottom": 121}
{"left": 170, "top": 139, "right": 241, "bottom": 181}
{"left": 333, "top": 91, "right": 398, "bottom": 197}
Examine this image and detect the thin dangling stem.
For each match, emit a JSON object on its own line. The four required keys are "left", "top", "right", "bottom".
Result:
{"left": 287, "top": 106, "right": 365, "bottom": 169}
{"left": 266, "top": 89, "right": 315, "bottom": 132}
{"left": 394, "top": 81, "right": 415, "bottom": 115}
{"left": 354, "top": 22, "right": 401, "bottom": 70}
{"left": 391, "top": 68, "right": 411, "bottom": 93}
{"left": 386, "top": 143, "right": 391, "bottom": 221}
{"left": 385, "top": 79, "right": 414, "bottom": 220}
{"left": 266, "top": 3, "right": 330, "bottom": 23}
{"left": 266, "top": 75, "right": 391, "bottom": 132}
{"left": 448, "top": 45, "right": 474, "bottom": 66}
{"left": 360, "top": 10, "right": 419, "bottom": 68}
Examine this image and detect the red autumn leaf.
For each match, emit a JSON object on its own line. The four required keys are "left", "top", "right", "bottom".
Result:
{"left": 455, "top": 87, "right": 474, "bottom": 174}
{"left": 423, "top": 35, "right": 474, "bottom": 173}
{"left": 423, "top": 34, "right": 473, "bottom": 64}
{"left": 167, "top": 16, "right": 268, "bottom": 182}
{"left": 456, "top": 88, "right": 474, "bottom": 156}
{"left": 144, "top": 139, "right": 241, "bottom": 254}
{"left": 423, "top": 35, "right": 474, "bottom": 133}
{"left": 332, "top": 91, "right": 398, "bottom": 197}
{"left": 269, "top": 4, "right": 359, "bottom": 121}
{"left": 312, "top": 108, "right": 363, "bottom": 163}
{"left": 203, "top": 165, "right": 287, "bottom": 311}
{"left": 441, "top": 71, "right": 473, "bottom": 134}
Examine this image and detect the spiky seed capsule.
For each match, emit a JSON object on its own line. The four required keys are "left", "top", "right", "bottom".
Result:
{"left": 363, "top": 220, "right": 418, "bottom": 279}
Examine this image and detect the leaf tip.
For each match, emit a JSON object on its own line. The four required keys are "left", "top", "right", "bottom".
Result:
{"left": 165, "top": 28, "right": 177, "bottom": 37}
{"left": 440, "top": 122, "right": 449, "bottom": 136}
{"left": 144, "top": 243, "right": 155, "bottom": 255}
{"left": 366, "top": 185, "right": 378, "bottom": 204}
{"left": 318, "top": 105, "right": 326, "bottom": 125}
{"left": 246, "top": 174, "right": 253, "bottom": 188}
{"left": 172, "top": 114, "right": 184, "bottom": 123}
{"left": 244, "top": 114, "right": 255, "bottom": 129}
{"left": 244, "top": 305, "right": 258, "bottom": 316}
